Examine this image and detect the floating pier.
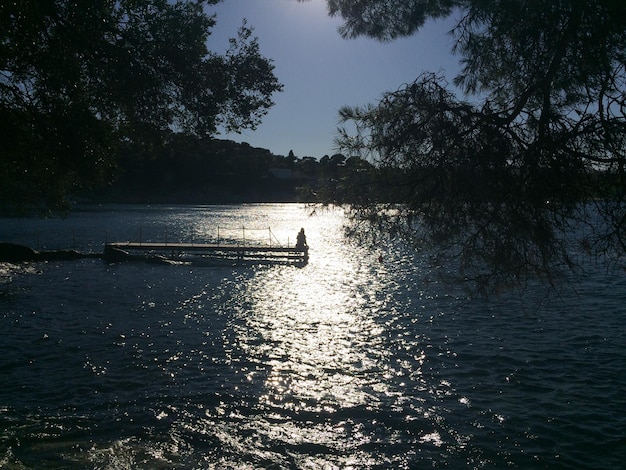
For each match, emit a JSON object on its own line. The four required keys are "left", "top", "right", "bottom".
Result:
{"left": 1, "top": 227, "right": 310, "bottom": 266}
{"left": 103, "top": 241, "right": 309, "bottom": 265}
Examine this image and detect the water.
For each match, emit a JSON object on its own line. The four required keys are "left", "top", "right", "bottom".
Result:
{"left": 1, "top": 204, "right": 625, "bottom": 469}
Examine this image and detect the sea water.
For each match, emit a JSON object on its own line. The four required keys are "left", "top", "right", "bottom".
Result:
{"left": 1, "top": 204, "right": 625, "bottom": 468}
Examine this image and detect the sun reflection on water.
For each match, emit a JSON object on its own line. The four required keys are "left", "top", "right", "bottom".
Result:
{"left": 91, "top": 205, "right": 469, "bottom": 467}
{"left": 191, "top": 206, "right": 479, "bottom": 468}
{"left": 238, "top": 214, "right": 393, "bottom": 414}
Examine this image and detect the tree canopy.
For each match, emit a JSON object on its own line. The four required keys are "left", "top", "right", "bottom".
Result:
{"left": 0, "top": 0, "right": 282, "bottom": 212}
{"left": 315, "top": 0, "right": 626, "bottom": 292}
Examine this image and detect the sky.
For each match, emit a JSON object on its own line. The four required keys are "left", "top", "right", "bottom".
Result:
{"left": 208, "top": 0, "right": 460, "bottom": 159}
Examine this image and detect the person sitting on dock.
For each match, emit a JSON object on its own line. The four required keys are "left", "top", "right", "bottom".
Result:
{"left": 295, "top": 228, "right": 308, "bottom": 251}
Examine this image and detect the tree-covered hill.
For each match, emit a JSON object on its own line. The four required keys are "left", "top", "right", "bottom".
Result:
{"left": 90, "top": 135, "right": 370, "bottom": 204}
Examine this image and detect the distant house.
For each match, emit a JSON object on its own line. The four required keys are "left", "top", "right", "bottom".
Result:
{"left": 268, "top": 168, "right": 293, "bottom": 180}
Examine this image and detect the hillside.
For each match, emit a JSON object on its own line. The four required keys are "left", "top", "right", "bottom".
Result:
{"left": 92, "top": 136, "right": 370, "bottom": 204}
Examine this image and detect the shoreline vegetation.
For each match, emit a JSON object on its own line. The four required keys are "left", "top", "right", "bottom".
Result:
{"left": 2, "top": 138, "right": 372, "bottom": 214}
{"left": 1, "top": 133, "right": 620, "bottom": 213}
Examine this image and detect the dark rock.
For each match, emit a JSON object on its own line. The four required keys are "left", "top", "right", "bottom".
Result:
{"left": 0, "top": 242, "right": 39, "bottom": 262}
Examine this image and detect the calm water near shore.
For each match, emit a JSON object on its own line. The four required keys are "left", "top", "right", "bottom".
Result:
{"left": 1, "top": 204, "right": 625, "bottom": 468}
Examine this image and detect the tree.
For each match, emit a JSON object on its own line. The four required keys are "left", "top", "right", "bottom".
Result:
{"left": 0, "top": 0, "right": 282, "bottom": 212}
{"left": 314, "top": 0, "right": 626, "bottom": 292}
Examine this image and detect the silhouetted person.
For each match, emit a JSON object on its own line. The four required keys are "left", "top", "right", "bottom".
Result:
{"left": 296, "top": 228, "right": 308, "bottom": 250}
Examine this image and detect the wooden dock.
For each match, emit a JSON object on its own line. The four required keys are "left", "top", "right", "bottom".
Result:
{"left": 104, "top": 241, "right": 309, "bottom": 265}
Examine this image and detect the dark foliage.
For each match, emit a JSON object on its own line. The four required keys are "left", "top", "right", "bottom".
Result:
{"left": 310, "top": 0, "right": 626, "bottom": 292}
{"left": 0, "top": 0, "right": 282, "bottom": 213}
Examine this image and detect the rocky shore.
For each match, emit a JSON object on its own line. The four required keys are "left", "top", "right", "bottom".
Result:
{"left": 0, "top": 242, "right": 100, "bottom": 263}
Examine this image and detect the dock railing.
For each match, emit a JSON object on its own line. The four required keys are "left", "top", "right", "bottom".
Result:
{"left": 129, "top": 225, "right": 292, "bottom": 249}
{"left": 103, "top": 225, "right": 307, "bottom": 264}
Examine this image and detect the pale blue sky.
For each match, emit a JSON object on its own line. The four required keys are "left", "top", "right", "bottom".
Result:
{"left": 209, "top": 0, "right": 459, "bottom": 158}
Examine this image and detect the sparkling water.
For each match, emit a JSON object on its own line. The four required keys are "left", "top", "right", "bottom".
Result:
{"left": 1, "top": 204, "right": 625, "bottom": 468}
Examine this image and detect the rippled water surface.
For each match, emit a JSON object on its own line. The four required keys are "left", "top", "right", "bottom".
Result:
{"left": 1, "top": 204, "right": 625, "bottom": 468}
